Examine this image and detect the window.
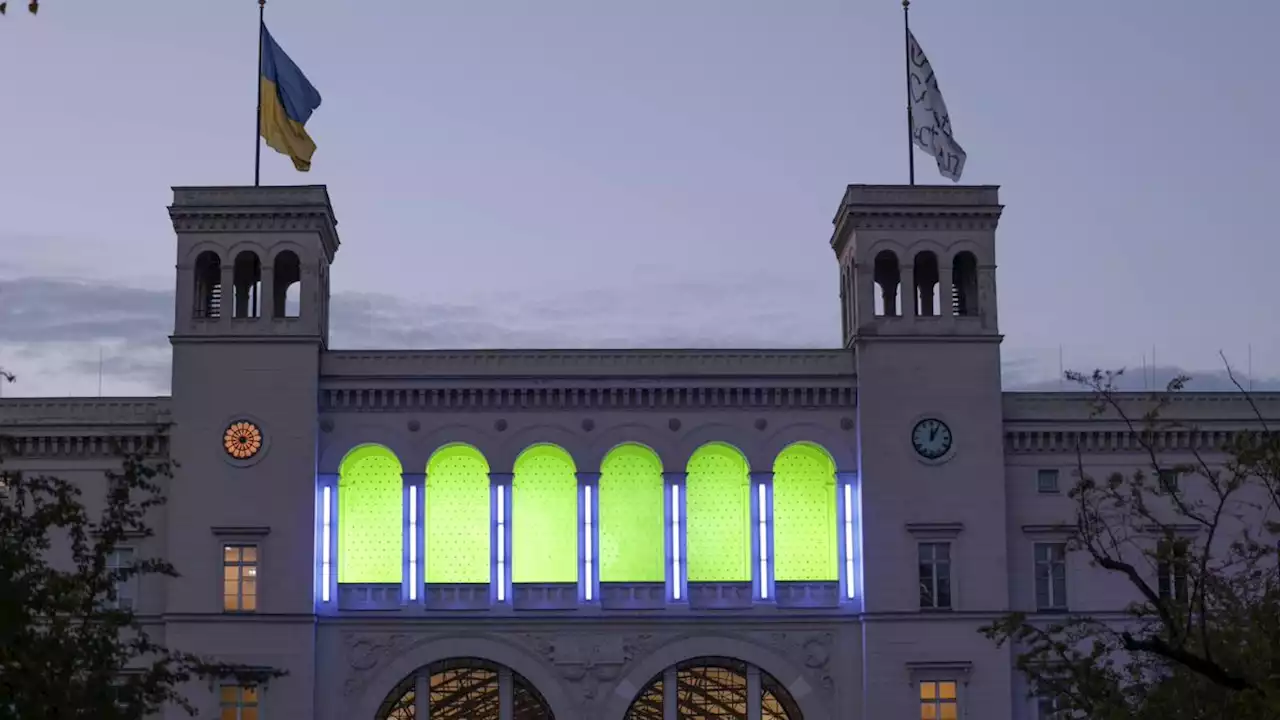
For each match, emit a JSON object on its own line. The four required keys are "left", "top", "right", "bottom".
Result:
{"left": 1158, "top": 469, "right": 1180, "bottom": 492}
{"left": 1037, "top": 469, "right": 1060, "bottom": 494}
{"left": 918, "top": 542, "right": 952, "bottom": 609}
{"left": 223, "top": 545, "right": 259, "bottom": 612}
{"left": 106, "top": 548, "right": 136, "bottom": 611}
{"left": 919, "top": 680, "right": 958, "bottom": 720}
{"left": 219, "top": 684, "right": 259, "bottom": 720}
{"left": 1034, "top": 543, "right": 1067, "bottom": 611}
{"left": 1037, "top": 694, "right": 1066, "bottom": 720}
{"left": 1157, "top": 539, "right": 1189, "bottom": 603}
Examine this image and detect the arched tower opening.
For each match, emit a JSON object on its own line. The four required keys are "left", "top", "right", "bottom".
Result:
{"left": 272, "top": 249, "right": 302, "bottom": 318}
{"left": 872, "top": 250, "right": 901, "bottom": 317}
{"left": 951, "top": 250, "right": 979, "bottom": 316}
{"left": 913, "top": 250, "right": 940, "bottom": 317}
{"left": 232, "top": 250, "right": 262, "bottom": 319}
{"left": 193, "top": 250, "right": 222, "bottom": 319}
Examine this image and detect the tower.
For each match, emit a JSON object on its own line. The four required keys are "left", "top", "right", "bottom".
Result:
{"left": 831, "top": 185, "right": 1014, "bottom": 720}
{"left": 164, "top": 186, "right": 339, "bottom": 719}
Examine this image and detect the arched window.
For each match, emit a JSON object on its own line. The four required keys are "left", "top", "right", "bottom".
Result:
{"left": 686, "top": 443, "right": 751, "bottom": 583}
{"left": 272, "top": 249, "right": 302, "bottom": 318}
{"left": 425, "top": 444, "right": 491, "bottom": 584}
{"left": 338, "top": 444, "right": 403, "bottom": 584}
{"left": 772, "top": 443, "right": 838, "bottom": 582}
{"left": 599, "top": 443, "right": 665, "bottom": 583}
{"left": 951, "top": 251, "right": 979, "bottom": 316}
{"left": 232, "top": 251, "right": 262, "bottom": 319}
{"left": 914, "top": 250, "right": 940, "bottom": 317}
{"left": 376, "top": 658, "right": 554, "bottom": 720}
{"left": 512, "top": 444, "right": 578, "bottom": 584}
{"left": 873, "top": 250, "right": 901, "bottom": 317}
{"left": 624, "top": 657, "right": 803, "bottom": 720}
{"left": 193, "top": 251, "right": 222, "bottom": 319}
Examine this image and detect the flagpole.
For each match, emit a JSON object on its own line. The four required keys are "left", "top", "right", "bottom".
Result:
{"left": 254, "top": 0, "right": 266, "bottom": 187}
{"left": 903, "top": 0, "right": 916, "bottom": 186}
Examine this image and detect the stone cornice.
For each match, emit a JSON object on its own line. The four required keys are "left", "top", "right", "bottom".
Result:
{"left": 830, "top": 184, "right": 1004, "bottom": 255}
{"left": 321, "top": 349, "right": 856, "bottom": 379}
{"left": 168, "top": 185, "right": 339, "bottom": 263}
{"left": 1002, "top": 391, "right": 1280, "bottom": 423}
{"left": 0, "top": 398, "right": 171, "bottom": 427}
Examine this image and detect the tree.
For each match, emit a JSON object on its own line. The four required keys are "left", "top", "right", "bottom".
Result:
{"left": 0, "top": 430, "right": 285, "bottom": 718}
{"left": 981, "top": 365, "right": 1280, "bottom": 719}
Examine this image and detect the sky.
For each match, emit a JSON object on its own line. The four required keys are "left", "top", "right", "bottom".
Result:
{"left": 1, "top": 0, "right": 1277, "bottom": 398}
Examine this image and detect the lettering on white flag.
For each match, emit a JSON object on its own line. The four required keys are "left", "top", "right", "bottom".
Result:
{"left": 907, "top": 30, "right": 966, "bottom": 182}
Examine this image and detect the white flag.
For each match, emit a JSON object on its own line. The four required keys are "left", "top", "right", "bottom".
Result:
{"left": 907, "top": 29, "right": 966, "bottom": 182}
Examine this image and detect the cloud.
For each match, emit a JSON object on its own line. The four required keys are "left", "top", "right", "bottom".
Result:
{"left": 1, "top": 275, "right": 1276, "bottom": 398}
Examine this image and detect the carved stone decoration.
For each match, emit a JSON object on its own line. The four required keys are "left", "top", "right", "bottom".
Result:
{"left": 516, "top": 632, "right": 656, "bottom": 705}
{"left": 747, "top": 631, "right": 836, "bottom": 691}
{"left": 342, "top": 632, "right": 416, "bottom": 698}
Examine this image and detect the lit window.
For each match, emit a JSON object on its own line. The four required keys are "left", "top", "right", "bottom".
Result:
{"left": 223, "top": 545, "right": 259, "bottom": 612}
{"left": 219, "top": 684, "right": 259, "bottom": 720}
{"left": 106, "top": 548, "right": 136, "bottom": 611}
{"left": 1034, "top": 543, "right": 1068, "bottom": 611}
{"left": 919, "top": 680, "right": 958, "bottom": 720}
{"left": 1157, "top": 538, "right": 1189, "bottom": 603}
{"left": 1036, "top": 469, "right": 1060, "bottom": 494}
{"left": 918, "top": 542, "right": 952, "bottom": 609}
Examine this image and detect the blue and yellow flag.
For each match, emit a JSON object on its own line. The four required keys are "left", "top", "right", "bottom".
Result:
{"left": 259, "top": 26, "right": 322, "bottom": 172}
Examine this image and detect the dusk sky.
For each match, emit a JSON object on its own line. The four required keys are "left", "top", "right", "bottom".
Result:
{"left": 1, "top": 0, "right": 1276, "bottom": 397}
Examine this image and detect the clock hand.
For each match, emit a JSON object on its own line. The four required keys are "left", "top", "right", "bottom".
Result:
{"left": 929, "top": 426, "right": 938, "bottom": 441}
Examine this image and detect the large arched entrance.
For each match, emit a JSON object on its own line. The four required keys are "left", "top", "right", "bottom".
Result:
{"left": 375, "top": 658, "right": 554, "bottom": 719}
{"left": 623, "top": 657, "right": 803, "bottom": 720}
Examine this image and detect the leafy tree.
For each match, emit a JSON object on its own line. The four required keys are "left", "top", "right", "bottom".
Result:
{"left": 981, "top": 365, "right": 1280, "bottom": 719}
{"left": 0, "top": 423, "right": 285, "bottom": 718}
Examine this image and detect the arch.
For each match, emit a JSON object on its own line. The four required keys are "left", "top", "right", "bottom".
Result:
{"left": 913, "top": 250, "right": 940, "bottom": 317}
{"left": 582, "top": 423, "right": 674, "bottom": 473}
{"left": 272, "top": 249, "right": 302, "bottom": 318}
{"left": 494, "top": 423, "right": 584, "bottom": 474}
{"left": 772, "top": 443, "right": 838, "bottom": 582}
{"left": 414, "top": 423, "right": 499, "bottom": 474}
{"left": 425, "top": 444, "right": 491, "bottom": 584}
{"left": 338, "top": 444, "right": 404, "bottom": 584}
{"left": 318, "top": 423, "right": 418, "bottom": 475}
{"left": 231, "top": 250, "right": 262, "bottom": 319}
{"left": 685, "top": 443, "right": 752, "bottom": 583}
{"left": 512, "top": 444, "right": 578, "bottom": 584}
{"left": 872, "top": 250, "right": 901, "bottom": 317}
{"left": 352, "top": 635, "right": 575, "bottom": 720}
{"left": 622, "top": 657, "right": 803, "bottom": 720}
{"left": 601, "top": 636, "right": 830, "bottom": 720}
{"left": 951, "top": 250, "right": 979, "bottom": 317}
{"left": 599, "top": 443, "right": 665, "bottom": 583}
{"left": 760, "top": 423, "right": 855, "bottom": 473}
{"left": 193, "top": 250, "right": 222, "bottom": 319}
{"left": 671, "top": 422, "right": 763, "bottom": 471}
{"left": 375, "top": 657, "right": 553, "bottom": 720}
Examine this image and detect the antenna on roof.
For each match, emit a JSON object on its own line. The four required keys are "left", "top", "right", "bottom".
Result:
{"left": 97, "top": 346, "right": 103, "bottom": 397}
{"left": 1249, "top": 344, "right": 1254, "bottom": 391}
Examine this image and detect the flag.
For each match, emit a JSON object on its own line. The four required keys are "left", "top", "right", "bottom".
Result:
{"left": 907, "top": 30, "right": 966, "bottom": 182}
{"left": 259, "top": 25, "right": 322, "bottom": 172}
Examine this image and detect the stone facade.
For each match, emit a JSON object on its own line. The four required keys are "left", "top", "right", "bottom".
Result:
{"left": 1, "top": 183, "right": 1276, "bottom": 720}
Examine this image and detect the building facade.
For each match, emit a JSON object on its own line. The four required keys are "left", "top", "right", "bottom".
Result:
{"left": 1, "top": 183, "right": 1275, "bottom": 720}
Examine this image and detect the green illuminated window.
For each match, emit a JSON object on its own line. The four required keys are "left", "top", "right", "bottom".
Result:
{"left": 599, "top": 443, "right": 665, "bottom": 583}
{"left": 512, "top": 444, "right": 578, "bottom": 583}
{"left": 773, "top": 442, "right": 838, "bottom": 581}
{"left": 426, "top": 444, "right": 491, "bottom": 584}
{"left": 686, "top": 443, "right": 751, "bottom": 582}
{"left": 338, "top": 444, "right": 403, "bottom": 584}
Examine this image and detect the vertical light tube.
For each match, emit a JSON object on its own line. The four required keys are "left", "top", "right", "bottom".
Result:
{"left": 321, "top": 486, "right": 332, "bottom": 603}
{"left": 843, "top": 482, "right": 855, "bottom": 599}
{"left": 408, "top": 484, "right": 418, "bottom": 601}
{"left": 671, "top": 483, "right": 682, "bottom": 601}
{"left": 497, "top": 484, "right": 506, "bottom": 602}
{"left": 584, "top": 485, "right": 594, "bottom": 601}
{"left": 757, "top": 482, "right": 769, "bottom": 599}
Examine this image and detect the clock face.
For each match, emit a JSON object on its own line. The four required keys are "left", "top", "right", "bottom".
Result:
{"left": 911, "top": 418, "right": 953, "bottom": 460}
{"left": 223, "top": 420, "right": 263, "bottom": 460}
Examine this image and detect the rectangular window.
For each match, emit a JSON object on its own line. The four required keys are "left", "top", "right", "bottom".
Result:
{"left": 106, "top": 547, "right": 136, "bottom": 611}
{"left": 223, "top": 545, "right": 259, "bottom": 612}
{"left": 1036, "top": 469, "right": 1060, "bottom": 494}
{"left": 1158, "top": 469, "right": 1180, "bottom": 492}
{"left": 219, "top": 684, "right": 259, "bottom": 720}
{"left": 1157, "top": 539, "right": 1189, "bottom": 602}
{"left": 918, "top": 542, "right": 952, "bottom": 609}
{"left": 1034, "top": 543, "right": 1068, "bottom": 611}
{"left": 919, "top": 680, "right": 958, "bottom": 720}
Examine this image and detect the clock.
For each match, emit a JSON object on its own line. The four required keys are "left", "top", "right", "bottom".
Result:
{"left": 223, "top": 420, "right": 263, "bottom": 460}
{"left": 911, "top": 417, "right": 953, "bottom": 460}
